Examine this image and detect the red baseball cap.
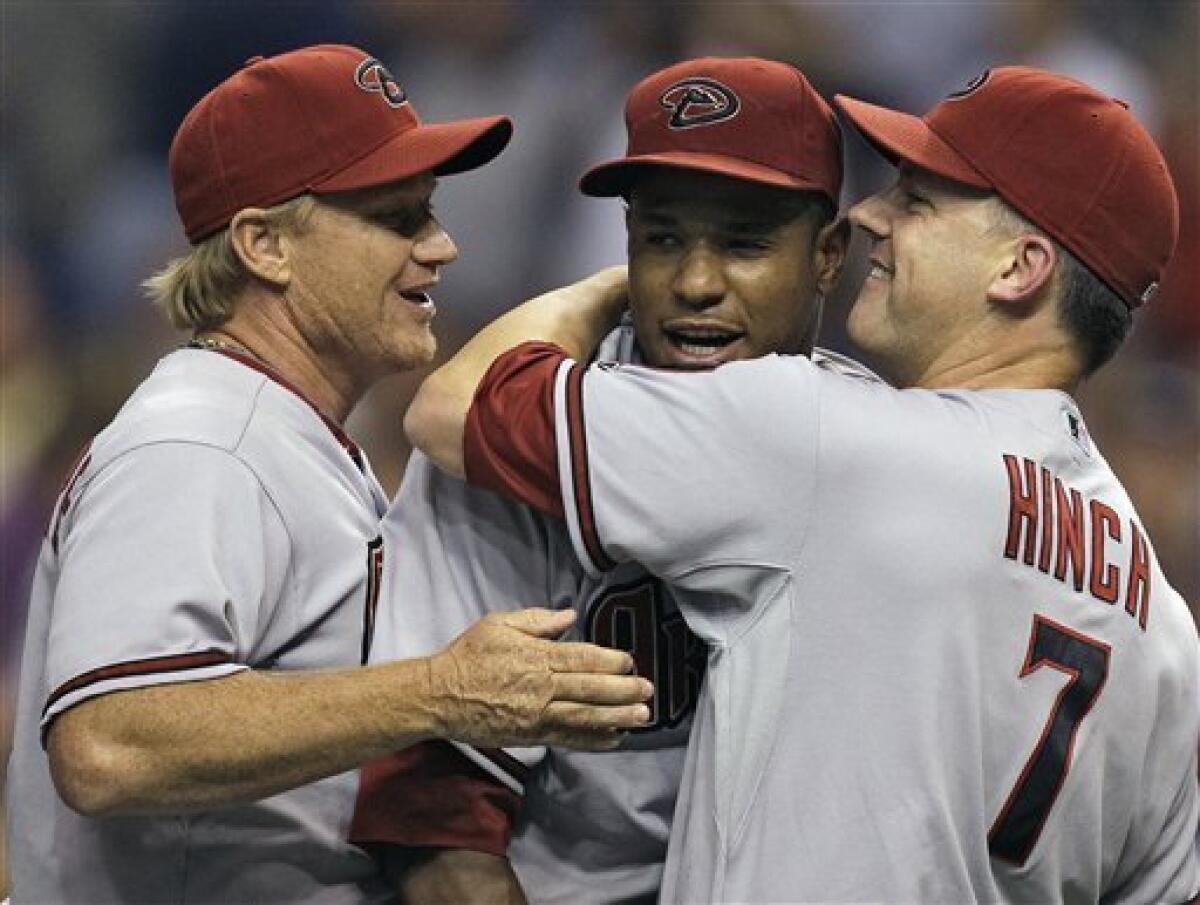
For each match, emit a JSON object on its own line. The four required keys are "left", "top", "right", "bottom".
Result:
{"left": 835, "top": 67, "right": 1179, "bottom": 308}
{"left": 170, "top": 44, "right": 513, "bottom": 243}
{"left": 580, "top": 57, "right": 842, "bottom": 205}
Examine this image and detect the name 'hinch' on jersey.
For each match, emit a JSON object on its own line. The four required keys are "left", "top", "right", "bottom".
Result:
{"left": 1002, "top": 454, "right": 1151, "bottom": 630}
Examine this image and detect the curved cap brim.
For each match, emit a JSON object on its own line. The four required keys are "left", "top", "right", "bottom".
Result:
{"left": 580, "top": 151, "right": 834, "bottom": 200}
{"left": 833, "top": 95, "right": 990, "bottom": 188}
{"left": 316, "top": 115, "right": 513, "bottom": 193}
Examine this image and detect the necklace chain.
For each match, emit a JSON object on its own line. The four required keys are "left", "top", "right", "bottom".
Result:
{"left": 186, "top": 334, "right": 267, "bottom": 367}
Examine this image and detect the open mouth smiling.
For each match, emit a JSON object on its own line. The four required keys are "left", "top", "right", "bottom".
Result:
{"left": 663, "top": 323, "right": 746, "bottom": 359}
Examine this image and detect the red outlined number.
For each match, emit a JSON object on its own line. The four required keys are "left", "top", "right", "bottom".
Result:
{"left": 989, "top": 615, "right": 1110, "bottom": 864}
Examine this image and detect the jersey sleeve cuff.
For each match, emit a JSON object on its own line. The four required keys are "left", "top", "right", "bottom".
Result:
{"left": 464, "top": 341, "right": 569, "bottom": 519}
{"left": 463, "top": 340, "right": 619, "bottom": 577}
{"left": 446, "top": 740, "right": 540, "bottom": 794}
{"left": 40, "top": 650, "right": 244, "bottom": 745}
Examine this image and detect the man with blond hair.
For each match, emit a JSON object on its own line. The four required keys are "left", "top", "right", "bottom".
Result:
{"left": 6, "top": 44, "right": 650, "bottom": 905}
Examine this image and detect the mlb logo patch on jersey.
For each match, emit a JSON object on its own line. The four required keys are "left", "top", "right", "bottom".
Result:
{"left": 1063, "top": 405, "right": 1093, "bottom": 457}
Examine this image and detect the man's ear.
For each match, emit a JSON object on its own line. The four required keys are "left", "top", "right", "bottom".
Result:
{"left": 987, "top": 232, "right": 1057, "bottom": 309}
{"left": 229, "top": 209, "right": 292, "bottom": 289}
{"left": 813, "top": 215, "right": 850, "bottom": 296}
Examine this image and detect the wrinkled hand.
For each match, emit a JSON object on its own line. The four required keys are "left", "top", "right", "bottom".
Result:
{"left": 428, "top": 608, "right": 652, "bottom": 751}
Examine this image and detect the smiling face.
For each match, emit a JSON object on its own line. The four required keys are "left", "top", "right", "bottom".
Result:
{"left": 625, "top": 169, "right": 842, "bottom": 369}
{"left": 846, "top": 166, "right": 1009, "bottom": 386}
{"left": 283, "top": 173, "right": 458, "bottom": 379}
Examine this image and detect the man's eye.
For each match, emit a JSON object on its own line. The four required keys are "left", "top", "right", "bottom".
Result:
{"left": 905, "top": 190, "right": 928, "bottom": 207}
{"left": 643, "top": 232, "right": 680, "bottom": 248}
{"left": 370, "top": 206, "right": 432, "bottom": 236}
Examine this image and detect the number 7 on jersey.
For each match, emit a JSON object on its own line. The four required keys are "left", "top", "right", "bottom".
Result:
{"left": 989, "top": 614, "right": 1111, "bottom": 865}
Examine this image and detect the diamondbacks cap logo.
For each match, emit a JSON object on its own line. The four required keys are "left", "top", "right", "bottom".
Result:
{"left": 354, "top": 57, "right": 407, "bottom": 108}
{"left": 946, "top": 69, "right": 992, "bottom": 101}
{"left": 660, "top": 78, "right": 740, "bottom": 129}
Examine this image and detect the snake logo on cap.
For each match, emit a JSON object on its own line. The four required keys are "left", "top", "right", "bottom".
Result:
{"left": 354, "top": 57, "right": 407, "bottom": 108}
{"left": 660, "top": 78, "right": 740, "bottom": 129}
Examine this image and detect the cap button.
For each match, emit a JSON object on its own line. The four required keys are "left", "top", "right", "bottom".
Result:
{"left": 243, "top": 55, "right": 266, "bottom": 68}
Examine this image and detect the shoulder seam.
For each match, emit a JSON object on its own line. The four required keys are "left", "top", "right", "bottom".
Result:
{"left": 69, "top": 438, "right": 292, "bottom": 556}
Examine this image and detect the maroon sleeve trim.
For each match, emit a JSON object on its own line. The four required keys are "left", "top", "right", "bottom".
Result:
{"left": 565, "top": 363, "right": 615, "bottom": 571}
{"left": 464, "top": 342, "right": 567, "bottom": 517}
{"left": 472, "top": 746, "right": 532, "bottom": 787}
{"left": 351, "top": 740, "right": 520, "bottom": 856}
{"left": 43, "top": 649, "right": 233, "bottom": 719}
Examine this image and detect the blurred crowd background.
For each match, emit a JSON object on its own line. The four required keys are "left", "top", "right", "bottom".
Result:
{"left": 2, "top": 0, "right": 1196, "bottom": 890}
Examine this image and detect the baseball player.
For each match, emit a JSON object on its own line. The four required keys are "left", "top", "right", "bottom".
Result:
{"left": 350, "top": 58, "right": 865, "bottom": 903}
{"left": 405, "top": 67, "right": 1200, "bottom": 902}
{"left": 5, "top": 45, "right": 650, "bottom": 905}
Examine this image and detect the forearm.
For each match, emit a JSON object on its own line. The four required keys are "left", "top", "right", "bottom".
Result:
{"left": 48, "top": 661, "right": 439, "bottom": 817}
{"left": 48, "top": 609, "right": 650, "bottom": 817}
{"left": 405, "top": 266, "right": 627, "bottom": 477}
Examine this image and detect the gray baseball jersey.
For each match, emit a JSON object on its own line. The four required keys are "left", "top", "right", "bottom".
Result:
{"left": 360, "top": 323, "right": 690, "bottom": 904}
{"left": 7, "top": 346, "right": 393, "bottom": 905}
{"left": 462, "top": 343, "right": 1200, "bottom": 904}
{"left": 355, "top": 324, "right": 877, "bottom": 904}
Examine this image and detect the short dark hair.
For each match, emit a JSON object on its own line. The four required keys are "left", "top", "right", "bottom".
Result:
{"left": 793, "top": 189, "right": 837, "bottom": 229}
{"left": 1056, "top": 246, "right": 1132, "bottom": 376}
{"left": 989, "top": 201, "right": 1131, "bottom": 376}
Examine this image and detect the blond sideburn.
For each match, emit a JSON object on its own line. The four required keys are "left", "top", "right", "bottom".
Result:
{"left": 144, "top": 195, "right": 317, "bottom": 330}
